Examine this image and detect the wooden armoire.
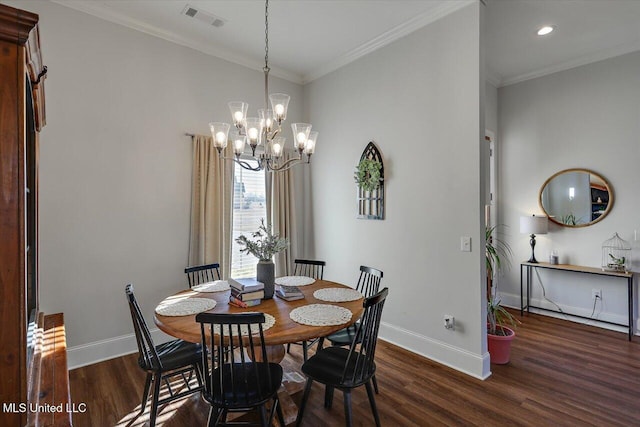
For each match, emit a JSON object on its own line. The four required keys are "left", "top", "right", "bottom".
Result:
{"left": 0, "top": 3, "right": 48, "bottom": 426}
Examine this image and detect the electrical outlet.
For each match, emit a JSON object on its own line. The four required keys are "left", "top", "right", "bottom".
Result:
{"left": 592, "top": 289, "right": 602, "bottom": 300}
{"left": 444, "top": 315, "right": 455, "bottom": 330}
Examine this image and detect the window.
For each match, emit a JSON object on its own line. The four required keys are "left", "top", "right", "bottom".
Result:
{"left": 231, "top": 160, "right": 267, "bottom": 278}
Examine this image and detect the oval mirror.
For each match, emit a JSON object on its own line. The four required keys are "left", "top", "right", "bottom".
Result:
{"left": 539, "top": 169, "right": 613, "bottom": 227}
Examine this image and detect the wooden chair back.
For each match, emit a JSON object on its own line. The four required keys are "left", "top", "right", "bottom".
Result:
{"left": 184, "top": 263, "right": 221, "bottom": 288}
{"left": 293, "top": 259, "right": 326, "bottom": 280}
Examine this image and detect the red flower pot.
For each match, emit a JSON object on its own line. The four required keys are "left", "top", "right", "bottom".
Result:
{"left": 487, "top": 325, "right": 515, "bottom": 364}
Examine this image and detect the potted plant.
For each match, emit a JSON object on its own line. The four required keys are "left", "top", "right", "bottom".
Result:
{"left": 485, "top": 224, "right": 519, "bottom": 364}
{"left": 236, "top": 219, "right": 288, "bottom": 299}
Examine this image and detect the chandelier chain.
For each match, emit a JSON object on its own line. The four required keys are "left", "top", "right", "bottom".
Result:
{"left": 264, "top": 0, "right": 269, "bottom": 72}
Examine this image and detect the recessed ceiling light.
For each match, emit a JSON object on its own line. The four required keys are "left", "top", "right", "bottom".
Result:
{"left": 537, "top": 26, "right": 555, "bottom": 36}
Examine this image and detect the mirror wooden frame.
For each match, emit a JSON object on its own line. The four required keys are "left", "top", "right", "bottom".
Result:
{"left": 538, "top": 168, "right": 614, "bottom": 228}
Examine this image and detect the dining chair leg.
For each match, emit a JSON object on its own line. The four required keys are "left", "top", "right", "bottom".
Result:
{"left": 138, "top": 373, "right": 152, "bottom": 415}
{"left": 343, "top": 389, "right": 353, "bottom": 427}
{"left": 149, "top": 373, "right": 162, "bottom": 427}
{"left": 372, "top": 373, "right": 379, "bottom": 394}
{"left": 286, "top": 343, "right": 292, "bottom": 354}
{"left": 193, "top": 362, "right": 204, "bottom": 388}
{"left": 317, "top": 337, "right": 324, "bottom": 350}
{"left": 302, "top": 341, "right": 308, "bottom": 362}
{"left": 275, "top": 398, "right": 285, "bottom": 427}
{"left": 207, "top": 406, "right": 217, "bottom": 427}
{"left": 296, "top": 378, "right": 314, "bottom": 427}
{"left": 324, "top": 385, "right": 334, "bottom": 408}
{"left": 258, "top": 404, "right": 268, "bottom": 427}
{"left": 365, "top": 380, "right": 381, "bottom": 427}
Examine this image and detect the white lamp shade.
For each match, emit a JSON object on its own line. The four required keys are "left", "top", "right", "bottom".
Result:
{"left": 520, "top": 215, "right": 548, "bottom": 235}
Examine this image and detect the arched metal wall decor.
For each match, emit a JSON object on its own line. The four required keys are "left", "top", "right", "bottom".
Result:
{"left": 356, "top": 142, "right": 385, "bottom": 220}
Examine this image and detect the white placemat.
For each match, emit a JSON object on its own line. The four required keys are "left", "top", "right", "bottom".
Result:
{"left": 155, "top": 297, "right": 216, "bottom": 317}
{"left": 289, "top": 304, "right": 352, "bottom": 326}
{"left": 192, "top": 280, "right": 230, "bottom": 293}
{"left": 313, "top": 288, "right": 363, "bottom": 302}
{"left": 275, "top": 276, "right": 316, "bottom": 287}
{"left": 212, "top": 313, "right": 276, "bottom": 336}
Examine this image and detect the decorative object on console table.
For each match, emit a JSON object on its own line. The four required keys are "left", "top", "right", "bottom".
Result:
{"left": 235, "top": 218, "right": 288, "bottom": 299}
{"left": 520, "top": 214, "right": 548, "bottom": 263}
{"left": 601, "top": 232, "right": 631, "bottom": 272}
{"left": 356, "top": 141, "right": 385, "bottom": 220}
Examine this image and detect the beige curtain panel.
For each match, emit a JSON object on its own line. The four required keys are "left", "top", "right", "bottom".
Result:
{"left": 188, "top": 134, "right": 234, "bottom": 276}
{"left": 266, "top": 151, "right": 298, "bottom": 277}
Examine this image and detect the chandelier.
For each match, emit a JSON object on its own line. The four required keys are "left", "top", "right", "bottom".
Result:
{"left": 209, "top": 0, "right": 317, "bottom": 172}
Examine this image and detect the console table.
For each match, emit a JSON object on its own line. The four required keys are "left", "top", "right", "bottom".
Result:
{"left": 520, "top": 262, "right": 634, "bottom": 340}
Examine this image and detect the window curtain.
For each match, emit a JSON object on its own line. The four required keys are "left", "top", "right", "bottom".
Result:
{"left": 266, "top": 151, "right": 298, "bottom": 277}
{"left": 188, "top": 134, "right": 234, "bottom": 277}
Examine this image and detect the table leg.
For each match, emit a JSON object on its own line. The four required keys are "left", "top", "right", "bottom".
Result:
{"left": 251, "top": 344, "right": 285, "bottom": 363}
{"left": 520, "top": 264, "right": 524, "bottom": 316}
{"left": 628, "top": 276, "right": 633, "bottom": 341}
{"left": 252, "top": 344, "right": 304, "bottom": 423}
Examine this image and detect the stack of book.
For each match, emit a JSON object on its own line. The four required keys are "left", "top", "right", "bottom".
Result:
{"left": 275, "top": 285, "right": 304, "bottom": 301}
{"left": 228, "top": 278, "right": 264, "bottom": 308}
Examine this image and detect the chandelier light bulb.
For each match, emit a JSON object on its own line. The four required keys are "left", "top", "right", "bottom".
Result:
{"left": 228, "top": 102, "right": 248, "bottom": 127}
{"left": 274, "top": 104, "right": 285, "bottom": 116}
{"left": 291, "top": 123, "right": 312, "bottom": 151}
{"left": 305, "top": 131, "right": 318, "bottom": 155}
{"left": 232, "top": 135, "right": 246, "bottom": 155}
{"left": 209, "top": 122, "right": 230, "bottom": 149}
{"left": 272, "top": 139, "right": 283, "bottom": 158}
{"left": 248, "top": 128, "right": 259, "bottom": 140}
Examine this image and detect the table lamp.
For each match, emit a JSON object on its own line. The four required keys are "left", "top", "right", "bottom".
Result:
{"left": 520, "top": 215, "right": 548, "bottom": 263}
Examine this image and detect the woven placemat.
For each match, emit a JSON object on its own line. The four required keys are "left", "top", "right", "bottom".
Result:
{"left": 289, "top": 304, "right": 352, "bottom": 326}
{"left": 275, "top": 276, "right": 316, "bottom": 287}
{"left": 313, "top": 287, "right": 363, "bottom": 302}
{"left": 192, "top": 280, "right": 230, "bottom": 293}
{"left": 212, "top": 313, "right": 276, "bottom": 336}
{"left": 155, "top": 297, "right": 216, "bottom": 317}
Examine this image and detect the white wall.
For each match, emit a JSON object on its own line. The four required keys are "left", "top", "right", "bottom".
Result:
{"left": 7, "top": 0, "right": 305, "bottom": 367}
{"left": 305, "top": 3, "right": 488, "bottom": 378}
{"left": 498, "top": 51, "right": 640, "bottom": 330}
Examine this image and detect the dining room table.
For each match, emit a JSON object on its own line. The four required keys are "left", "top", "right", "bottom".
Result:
{"left": 153, "top": 276, "right": 365, "bottom": 424}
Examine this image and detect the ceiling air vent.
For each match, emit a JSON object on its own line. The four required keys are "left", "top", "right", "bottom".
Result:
{"left": 181, "top": 4, "right": 226, "bottom": 28}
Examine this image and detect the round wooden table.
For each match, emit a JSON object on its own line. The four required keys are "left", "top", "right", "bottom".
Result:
{"left": 154, "top": 279, "right": 364, "bottom": 361}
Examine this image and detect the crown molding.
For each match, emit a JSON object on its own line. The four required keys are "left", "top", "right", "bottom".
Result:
{"left": 500, "top": 38, "right": 640, "bottom": 88}
{"left": 302, "top": 0, "right": 475, "bottom": 84}
{"left": 484, "top": 66, "right": 502, "bottom": 88}
{"left": 50, "top": 0, "right": 304, "bottom": 84}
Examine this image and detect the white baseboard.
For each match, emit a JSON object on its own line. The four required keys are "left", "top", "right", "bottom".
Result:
{"left": 71, "top": 322, "right": 491, "bottom": 379}
{"left": 499, "top": 292, "right": 633, "bottom": 335}
{"left": 379, "top": 321, "right": 491, "bottom": 380}
{"left": 67, "top": 328, "right": 173, "bottom": 370}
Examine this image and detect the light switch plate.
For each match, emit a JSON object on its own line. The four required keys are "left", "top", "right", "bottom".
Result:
{"left": 460, "top": 236, "right": 471, "bottom": 252}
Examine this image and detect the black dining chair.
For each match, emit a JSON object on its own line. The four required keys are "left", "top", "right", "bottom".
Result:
{"left": 317, "top": 265, "right": 383, "bottom": 392}
{"left": 196, "top": 312, "right": 285, "bottom": 427}
{"left": 125, "top": 284, "right": 203, "bottom": 427}
{"left": 286, "top": 259, "right": 327, "bottom": 361}
{"left": 185, "top": 263, "right": 222, "bottom": 289}
{"left": 293, "top": 258, "right": 325, "bottom": 280}
{"left": 295, "top": 288, "right": 389, "bottom": 427}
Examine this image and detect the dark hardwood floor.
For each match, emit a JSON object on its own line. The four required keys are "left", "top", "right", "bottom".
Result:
{"left": 69, "top": 311, "right": 640, "bottom": 426}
